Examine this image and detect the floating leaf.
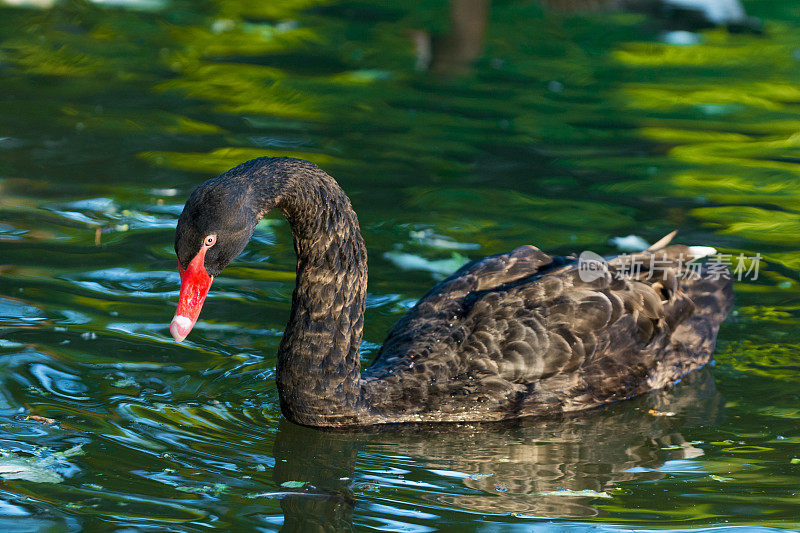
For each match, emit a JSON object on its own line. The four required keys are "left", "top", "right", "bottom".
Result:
{"left": 0, "top": 445, "right": 83, "bottom": 483}
{"left": 280, "top": 480, "right": 307, "bottom": 488}
{"left": 25, "top": 415, "right": 56, "bottom": 424}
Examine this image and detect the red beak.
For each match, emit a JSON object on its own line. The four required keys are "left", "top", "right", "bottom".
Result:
{"left": 171, "top": 247, "right": 214, "bottom": 342}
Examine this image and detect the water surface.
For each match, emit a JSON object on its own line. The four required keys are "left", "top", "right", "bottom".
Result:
{"left": 1, "top": 0, "right": 799, "bottom": 530}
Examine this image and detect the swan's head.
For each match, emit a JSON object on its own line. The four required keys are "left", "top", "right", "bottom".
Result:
{"left": 169, "top": 157, "right": 312, "bottom": 342}
{"left": 170, "top": 176, "right": 264, "bottom": 342}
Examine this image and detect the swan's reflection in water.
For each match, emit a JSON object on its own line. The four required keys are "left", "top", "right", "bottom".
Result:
{"left": 273, "top": 425, "right": 359, "bottom": 531}
{"left": 273, "top": 369, "right": 722, "bottom": 529}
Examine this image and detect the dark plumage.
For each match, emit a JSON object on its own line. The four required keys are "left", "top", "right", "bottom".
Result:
{"left": 170, "top": 157, "right": 733, "bottom": 428}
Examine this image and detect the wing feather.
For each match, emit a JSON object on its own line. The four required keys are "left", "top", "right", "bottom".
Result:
{"left": 363, "top": 243, "right": 733, "bottom": 421}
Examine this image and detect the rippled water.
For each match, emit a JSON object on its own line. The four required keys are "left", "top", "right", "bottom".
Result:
{"left": 1, "top": 0, "right": 800, "bottom": 530}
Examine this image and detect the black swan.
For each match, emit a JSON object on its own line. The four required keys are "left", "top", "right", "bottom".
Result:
{"left": 169, "top": 157, "right": 733, "bottom": 427}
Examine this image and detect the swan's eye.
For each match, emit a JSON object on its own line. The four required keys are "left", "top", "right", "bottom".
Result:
{"left": 204, "top": 234, "right": 217, "bottom": 247}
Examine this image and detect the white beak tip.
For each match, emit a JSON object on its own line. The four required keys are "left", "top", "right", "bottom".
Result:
{"left": 170, "top": 315, "right": 193, "bottom": 342}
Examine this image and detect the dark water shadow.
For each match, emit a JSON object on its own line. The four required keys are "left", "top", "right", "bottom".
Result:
{"left": 272, "top": 368, "right": 723, "bottom": 530}
{"left": 412, "top": 0, "right": 760, "bottom": 78}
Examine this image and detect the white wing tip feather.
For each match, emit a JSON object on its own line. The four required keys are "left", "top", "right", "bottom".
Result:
{"left": 688, "top": 245, "right": 717, "bottom": 259}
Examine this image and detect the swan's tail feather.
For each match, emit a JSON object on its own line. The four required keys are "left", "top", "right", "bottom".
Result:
{"left": 646, "top": 230, "right": 678, "bottom": 252}
{"left": 644, "top": 231, "right": 717, "bottom": 260}
{"left": 688, "top": 245, "right": 717, "bottom": 259}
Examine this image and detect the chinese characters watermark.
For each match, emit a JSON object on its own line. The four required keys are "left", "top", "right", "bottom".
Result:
{"left": 578, "top": 251, "right": 762, "bottom": 283}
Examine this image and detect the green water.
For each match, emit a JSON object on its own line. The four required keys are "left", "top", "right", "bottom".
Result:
{"left": 1, "top": 0, "right": 799, "bottom": 530}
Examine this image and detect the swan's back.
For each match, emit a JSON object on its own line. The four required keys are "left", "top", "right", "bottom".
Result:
{"left": 362, "top": 241, "right": 733, "bottom": 423}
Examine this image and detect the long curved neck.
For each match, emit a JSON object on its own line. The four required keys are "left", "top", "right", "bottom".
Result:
{"left": 265, "top": 160, "right": 368, "bottom": 426}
